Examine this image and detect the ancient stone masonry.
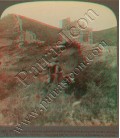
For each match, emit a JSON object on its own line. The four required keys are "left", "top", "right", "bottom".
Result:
{"left": 61, "top": 18, "right": 93, "bottom": 45}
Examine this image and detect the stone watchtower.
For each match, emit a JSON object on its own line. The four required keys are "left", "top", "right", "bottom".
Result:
{"left": 60, "top": 18, "right": 93, "bottom": 45}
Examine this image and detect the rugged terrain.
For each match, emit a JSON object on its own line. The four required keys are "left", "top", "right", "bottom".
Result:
{"left": 0, "top": 14, "right": 117, "bottom": 126}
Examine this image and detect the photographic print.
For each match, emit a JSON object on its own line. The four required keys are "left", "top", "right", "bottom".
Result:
{"left": 0, "top": 0, "right": 118, "bottom": 137}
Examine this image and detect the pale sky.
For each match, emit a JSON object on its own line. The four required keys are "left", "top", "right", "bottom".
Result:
{"left": 1, "top": 1, "right": 117, "bottom": 31}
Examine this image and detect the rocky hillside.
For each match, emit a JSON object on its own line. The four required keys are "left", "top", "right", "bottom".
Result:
{"left": 93, "top": 27, "right": 117, "bottom": 46}
{"left": 0, "top": 15, "right": 117, "bottom": 126}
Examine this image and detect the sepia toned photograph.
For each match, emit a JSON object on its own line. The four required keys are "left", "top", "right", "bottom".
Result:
{"left": 0, "top": 0, "right": 118, "bottom": 137}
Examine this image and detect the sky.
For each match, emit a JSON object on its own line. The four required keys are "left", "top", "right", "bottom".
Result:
{"left": 1, "top": 1, "right": 117, "bottom": 31}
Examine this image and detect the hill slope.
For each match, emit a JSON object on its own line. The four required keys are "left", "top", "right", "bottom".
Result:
{"left": 93, "top": 27, "right": 117, "bottom": 46}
